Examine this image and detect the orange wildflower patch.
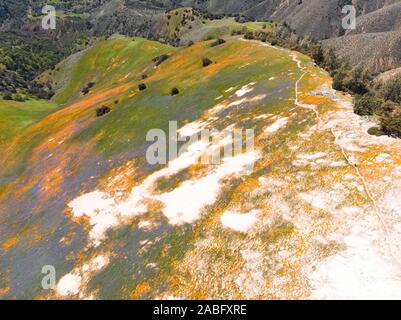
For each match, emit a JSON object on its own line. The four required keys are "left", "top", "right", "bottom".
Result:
{"left": 2, "top": 236, "right": 18, "bottom": 251}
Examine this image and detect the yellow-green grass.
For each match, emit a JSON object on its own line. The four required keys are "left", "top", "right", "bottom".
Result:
{"left": 51, "top": 37, "right": 175, "bottom": 105}
{"left": 188, "top": 18, "right": 273, "bottom": 41}
{"left": 164, "top": 8, "right": 273, "bottom": 42}
{"left": 203, "top": 17, "right": 272, "bottom": 32}
{"left": 66, "top": 37, "right": 295, "bottom": 154}
{"left": 0, "top": 99, "right": 58, "bottom": 146}
{"left": 0, "top": 36, "right": 296, "bottom": 189}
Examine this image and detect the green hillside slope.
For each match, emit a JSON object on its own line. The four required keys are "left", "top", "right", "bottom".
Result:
{"left": 0, "top": 36, "right": 303, "bottom": 298}
{"left": 1, "top": 35, "right": 401, "bottom": 300}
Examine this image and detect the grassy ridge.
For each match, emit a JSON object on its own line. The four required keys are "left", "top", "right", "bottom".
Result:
{"left": 51, "top": 37, "right": 175, "bottom": 105}
{"left": 0, "top": 35, "right": 308, "bottom": 299}
{"left": 165, "top": 8, "right": 271, "bottom": 43}
{"left": 0, "top": 36, "right": 292, "bottom": 179}
{"left": 66, "top": 37, "right": 290, "bottom": 155}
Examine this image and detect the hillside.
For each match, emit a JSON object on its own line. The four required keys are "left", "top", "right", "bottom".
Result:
{"left": 323, "top": 0, "right": 401, "bottom": 73}
{"left": 1, "top": 36, "right": 401, "bottom": 299}
{"left": 202, "top": 0, "right": 401, "bottom": 74}
{"left": 2, "top": 0, "right": 401, "bottom": 77}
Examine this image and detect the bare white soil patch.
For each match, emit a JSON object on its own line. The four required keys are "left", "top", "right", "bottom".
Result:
{"left": 221, "top": 209, "right": 260, "bottom": 233}
{"left": 56, "top": 254, "right": 110, "bottom": 299}
{"left": 264, "top": 117, "right": 289, "bottom": 134}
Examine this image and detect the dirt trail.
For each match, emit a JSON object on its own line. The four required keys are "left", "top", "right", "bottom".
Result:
{"left": 286, "top": 46, "right": 401, "bottom": 296}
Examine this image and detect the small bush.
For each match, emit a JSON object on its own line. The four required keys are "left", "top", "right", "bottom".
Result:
{"left": 311, "top": 45, "right": 324, "bottom": 65}
{"left": 381, "top": 75, "right": 401, "bottom": 104}
{"left": 344, "top": 78, "right": 368, "bottom": 95}
{"left": 354, "top": 93, "right": 382, "bottom": 116}
{"left": 14, "top": 94, "right": 25, "bottom": 102}
{"left": 96, "top": 106, "right": 111, "bottom": 117}
{"left": 380, "top": 100, "right": 399, "bottom": 113}
{"left": 210, "top": 39, "right": 226, "bottom": 47}
{"left": 202, "top": 58, "right": 213, "bottom": 67}
{"left": 244, "top": 32, "right": 255, "bottom": 40}
{"left": 171, "top": 88, "right": 179, "bottom": 96}
{"left": 82, "top": 82, "right": 95, "bottom": 95}
{"left": 152, "top": 54, "right": 169, "bottom": 66}
{"left": 3, "top": 93, "right": 12, "bottom": 100}
{"left": 367, "top": 127, "right": 385, "bottom": 136}
{"left": 380, "top": 112, "right": 401, "bottom": 138}
{"left": 332, "top": 70, "right": 346, "bottom": 91}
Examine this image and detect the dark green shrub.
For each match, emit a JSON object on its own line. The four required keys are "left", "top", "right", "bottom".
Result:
{"left": 380, "top": 100, "right": 399, "bottom": 113}
{"left": 244, "top": 32, "right": 255, "bottom": 40}
{"left": 354, "top": 93, "right": 382, "bottom": 116}
{"left": 323, "top": 47, "right": 339, "bottom": 71}
{"left": 332, "top": 71, "right": 346, "bottom": 91}
{"left": 152, "top": 54, "right": 169, "bottom": 66}
{"left": 311, "top": 45, "right": 324, "bottom": 65}
{"left": 344, "top": 78, "right": 368, "bottom": 95}
{"left": 96, "top": 106, "right": 111, "bottom": 117}
{"left": 367, "top": 127, "right": 385, "bottom": 136}
{"left": 202, "top": 58, "right": 213, "bottom": 67}
{"left": 380, "top": 113, "right": 401, "bottom": 138}
{"left": 138, "top": 83, "right": 147, "bottom": 91}
{"left": 82, "top": 82, "right": 95, "bottom": 95}
{"left": 3, "top": 93, "right": 12, "bottom": 100}
{"left": 381, "top": 75, "right": 401, "bottom": 104}
{"left": 210, "top": 39, "right": 226, "bottom": 47}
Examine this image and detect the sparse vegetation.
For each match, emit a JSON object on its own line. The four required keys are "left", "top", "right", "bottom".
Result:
{"left": 82, "top": 82, "right": 95, "bottom": 95}
{"left": 202, "top": 58, "right": 213, "bottom": 67}
{"left": 0, "top": 24, "right": 89, "bottom": 99}
{"left": 138, "top": 83, "right": 147, "bottom": 91}
{"left": 210, "top": 39, "right": 226, "bottom": 47}
{"left": 96, "top": 106, "right": 111, "bottom": 117}
{"left": 152, "top": 54, "right": 169, "bottom": 66}
{"left": 241, "top": 23, "right": 401, "bottom": 139}
{"left": 380, "top": 109, "right": 401, "bottom": 138}
{"left": 354, "top": 93, "right": 382, "bottom": 116}
{"left": 381, "top": 75, "right": 401, "bottom": 104}
{"left": 171, "top": 87, "right": 179, "bottom": 96}
{"left": 367, "top": 126, "right": 385, "bottom": 136}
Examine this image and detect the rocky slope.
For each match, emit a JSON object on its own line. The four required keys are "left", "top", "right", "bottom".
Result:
{"left": 323, "top": 0, "right": 401, "bottom": 73}
{"left": 184, "top": 0, "right": 401, "bottom": 73}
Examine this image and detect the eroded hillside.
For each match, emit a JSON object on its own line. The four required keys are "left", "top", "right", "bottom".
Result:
{"left": 1, "top": 36, "right": 401, "bottom": 299}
